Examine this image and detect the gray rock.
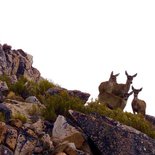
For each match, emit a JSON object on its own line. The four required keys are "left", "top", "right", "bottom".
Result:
{"left": 69, "top": 110, "right": 155, "bottom": 155}
{"left": 68, "top": 90, "right": 90, "bottom": 103}
{"left": 52, "top": 115, "right": 85, "bottom": 149}
{"left": 0, "top": 145, "right": 13, "bottom": 155}
{"left": 47, "top": 87, "right": 90, "bottom": 103}
{"left": 0, "top": 44, "right": 41, "bottom": 82}
{"left": 5, "top": 126, "right": 18, "bottom": 150}
{"left": 25, "top": 96, "right": 40, "bottom": 104}
{"left": 0, "top": 103, "right": 11, "bottom": 122}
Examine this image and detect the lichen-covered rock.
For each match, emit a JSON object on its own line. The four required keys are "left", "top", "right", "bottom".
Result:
{"left": 47, "top": 87, "right": 90, "bottom": 103}
{"left": 14, "top": 133, "right": 26, "bottom": 155}
{"left": 10, "top": 119, "right": 23, "bottom": 128}
{"left": 41, "top": 134, "right": 54, "bottom": 151}
{"left": 5, "top": 126, "right": 18, "bottom": 150}
{"left": 0, "top": 145, "right": 13, "bottom": 155}
{"left": 69, "top": 110, "right": 155, "bottom": 155}
{"left": 0, "top": 103, "right": 12, "bottom": 122}
{"left": 0, "top": 122, "right": 7, "bottom": 143}
{"left": 52, "top": 115, "right": 85, "bottom": 149}
{"left": 0, "top": 81, "right": 8, "bottom": 92}
{"left": 67, "top": 90, "right": 90, "bottom": 103}
{"left": 0, "top": 43, "right": 40, "bottom": 82}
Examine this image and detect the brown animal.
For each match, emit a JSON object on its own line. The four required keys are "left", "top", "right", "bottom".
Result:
{"left": 112, "top": 71, "right": 137, "bottom": 98}
{"left": 131, "top": 86, "right": 146, "bottom": 116}
{"left": 98, "top": 71, "right": 119, "bottom": 94}
{"left": 98, "top": 91, "right": 133, "bottom": 110}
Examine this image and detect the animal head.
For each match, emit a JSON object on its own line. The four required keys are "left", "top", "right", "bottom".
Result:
{"left": 132, "top": 86, "right": 143, "bottom": 98}
{"left": 109, "top": 71, "right": 119, "bottom": 83}
{"left": 125, "top": 71, "right": 137, "bottom": 84}
{"left": 123, "top": 91, "right": 133, "bottom": 101}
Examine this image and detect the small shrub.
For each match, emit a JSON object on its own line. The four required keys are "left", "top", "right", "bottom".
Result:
{"left": 0, "top": 112, "right": 5, "bottom": 122}
{"left": 12, "top": 113, "right": 27, "bottom": 123}
{"left": 37, "top": 79, "right": 55, "bottom": 95}
{"left": 41, "top": 90, "right": 86, "bottom": 122}
{"left": 28, "top": 104, "right": 40, "bottom": 116}
{"left": 10, "top": 76, "right": 29, "bottom": 98}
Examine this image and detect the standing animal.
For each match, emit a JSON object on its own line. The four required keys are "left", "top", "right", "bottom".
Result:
{"left": 98, "top": 91, "right": 133, "bottom": 110}
{"left": 131, "top": 86, "right": 146, "bottom": 116}
{"left": 98, "top": 71, "right": 119, "bottom": 94}
{"left": 112, "top": 71, "right": 137, "bottom": 98}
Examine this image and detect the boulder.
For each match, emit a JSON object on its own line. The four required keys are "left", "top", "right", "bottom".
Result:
{"left": 47, "top": 87, "right": 90, "bottom": 103}
{"left": 25, "top": 96, "right": 41, "bottom": 104}
{"left": 69, "top": 110, "right": 155, "bottom": 155}
{"left": 68, "top": 90, "right": 90, "bottom": 103}
{"left": 52, "top": 115, "right": 85, "bottom": 149}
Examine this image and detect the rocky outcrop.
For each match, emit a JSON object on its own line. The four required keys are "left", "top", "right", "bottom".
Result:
{"left": 69, "top": 110, "right": 155, "bottom": 155}
{"left": 52, "top": 115, "right": 85, "bottom": 149}
{"left": 47, "top": 87, "right": 90, "bottom": 103}
{"left": 0, "top": 44, "right": 40, "bottom": 82}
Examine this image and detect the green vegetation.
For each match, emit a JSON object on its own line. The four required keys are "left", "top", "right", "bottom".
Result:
{"left": 0, "top": 112, "right": 5, "bottom": 122}
{"left": 12, "top": 113, "right": 27, "bottom": 123}
{"left": 86, "top": 101, "right": 155, "bottom": 139}
{"left": 0, "top": 75, "right": 155, "bottom": 139}
{"left": 28, "top": 104, "right": 41, "bottom": 116}
{"left": 41, "top": 91, "right": 85, "bottom": 121}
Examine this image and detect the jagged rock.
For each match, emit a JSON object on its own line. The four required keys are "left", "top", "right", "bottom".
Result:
{"left": 46, "top": 87, "right": 62, "bottom": 95}
{"left": 4, "top": 100, "right": 45, "bottom": 122}
{"left": 14, "top": 129, "right": 37, "bottom": 155}
{"left": 41, "top": 134, "right": 54, "bottom": 151}
{"left": 69, "top": 110, "right": 155, "bottom": 155}
{"left": 47, "top": 87, "right": 90, "bottom": 103}
{"left": 53, "top": 141, "right": 77, "bottom": 155}
{"left": 19, "top": 138, "right": 37, "bottom": 155}
{"left": 146, "top": 115, "right": 155, "bottom": 126}
{"left": 0, "top": 43, "right": 40, "bottom": 82}
{"left": 10, "top": 119, "right": 23, "bottom": 128}
{"left": 0, "top": 81, "right": 9, "bottom": 92}
{"left": 0, "top": 145, "right": 13, "bottom": 155}
{"left": 25, "top": 96, "right": 41, "bottom": 104}
{"left": 0, "top": 103, "right": 12, "bottom": 122}
{"left": 52, "top": 115, "right": 85, "bottom": 149}
{"left": 67, "top": 90, "right": 90, "bottom": 103}
{"left": 0, "top": 122, "right": 7, "bottom": 143}
{"left": 14, "top": 133, "right": 26, "bottom": 155}
{"left": 5, "top": 126, "right": 18, "bottom": 150}
{"left": 30, "top": 119, "right": 45, "bottom": 134}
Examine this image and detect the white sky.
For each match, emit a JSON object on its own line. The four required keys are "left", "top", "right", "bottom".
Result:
{"left": 0, "top": 0, "right": 155, "bottom": 116}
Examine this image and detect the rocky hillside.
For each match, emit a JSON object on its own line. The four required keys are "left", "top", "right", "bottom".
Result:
{"left": 0, "top": 43, "right": 155, "bottom": 155}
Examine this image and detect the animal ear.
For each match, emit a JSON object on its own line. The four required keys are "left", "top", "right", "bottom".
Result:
{"left": 125, "top": 71, "right": 128, "bottom": 76}
{"left": 115, "top": 73, "right": 120, "bottom": 77}
{"left": 129, "top": 91, "right": 133, "bottom": 96}
{"left": 111, "top": 71, "right": 114, "bottom": 76}
{"left": 139, "top": 87, "right": 143, "bottom": 91}
{"left": 132, "top": 86, "right": 134, "bottom": 90}
{"left": 133, "top": 73, "right": 137, "bottom": 77}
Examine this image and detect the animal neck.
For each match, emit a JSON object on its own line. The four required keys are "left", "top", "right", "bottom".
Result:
{"left": 125, "top": 80, "right": 131, "bottom": 92}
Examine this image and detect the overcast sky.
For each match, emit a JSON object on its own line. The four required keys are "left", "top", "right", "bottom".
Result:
{"left": 0, "top": 0, "right": 155, "bottom": 116}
